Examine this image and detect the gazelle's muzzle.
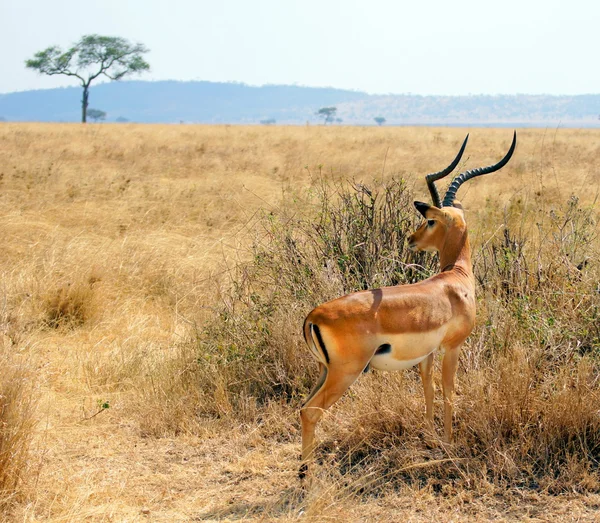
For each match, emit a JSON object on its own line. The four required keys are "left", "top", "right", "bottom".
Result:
{"left": 407, "top": 232, "right": 419, "bottom": 252}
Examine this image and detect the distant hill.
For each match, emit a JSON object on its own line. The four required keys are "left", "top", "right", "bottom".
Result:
{"left": 0, "top": 81, "right": 367, "bottom": 124}
{"left": 0, "top": 81, "right": 599, "bottom": 127}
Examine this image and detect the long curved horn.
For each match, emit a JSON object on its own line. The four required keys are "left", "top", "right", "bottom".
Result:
{"left": 442, "top": 131, "right": 517, "bottom": 208}
{"left": 426, "top": 134, "right": 469, "bottom": 208}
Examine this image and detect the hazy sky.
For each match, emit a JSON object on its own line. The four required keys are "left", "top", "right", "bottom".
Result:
{"left": 2, "top": 0, "right": 598, "bottom": 95}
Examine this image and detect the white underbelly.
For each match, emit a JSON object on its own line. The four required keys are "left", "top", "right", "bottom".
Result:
{"left": 368, "top": 328, "right": 445, "bottom": 371}
{"left": 370, "top": 351, "right": 434, "bottom": 371}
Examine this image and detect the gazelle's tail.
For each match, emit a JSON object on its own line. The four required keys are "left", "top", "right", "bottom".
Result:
{"left": 302, "top": 318, "right": 330, "bottom": 366}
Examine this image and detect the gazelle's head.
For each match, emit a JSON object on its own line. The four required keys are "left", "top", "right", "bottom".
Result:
{"left": 408, "top": 202, "right": 466, "bottom": 252}
{"left": 408, "top": 132, "right": 517, "bottom": 253}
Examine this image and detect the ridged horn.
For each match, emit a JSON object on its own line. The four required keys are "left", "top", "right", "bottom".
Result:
{"left": 441, "top": 131, "right": 517, "bottom": 208}
{"left": 425, "top": 134, "right": 469, "bottom": 208}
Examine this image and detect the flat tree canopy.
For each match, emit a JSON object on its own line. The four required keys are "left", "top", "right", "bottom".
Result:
{"left": 316, "top": 106, "right": 337, "bottom": 124}
{"left": 87, "top": 108, "right": 107, "bottom": 122}
{"left": 25, "top": 35, "right": 150, "bottom": 123}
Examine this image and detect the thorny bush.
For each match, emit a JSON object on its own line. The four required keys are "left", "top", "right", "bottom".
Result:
{"left": 190, "top": 181, "right": 600, "bottom": 493}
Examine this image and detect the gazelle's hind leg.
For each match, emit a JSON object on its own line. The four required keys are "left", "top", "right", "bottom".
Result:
{"left": 301, "top": 363, "right": 327, "bottom": 409}
{"left": 299, "top": 357, "right": 370, "bottom": 478}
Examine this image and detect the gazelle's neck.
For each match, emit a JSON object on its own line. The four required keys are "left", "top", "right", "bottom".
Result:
{"left": 439, "top": 227, "right": 473, "bottom": 280}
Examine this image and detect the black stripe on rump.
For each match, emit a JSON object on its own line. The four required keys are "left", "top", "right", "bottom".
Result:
{"left": 375, "top": 343, "right": 392, "bottom": 355}
{"left": 312, "top": 324, "right": 330, "bottom": 364}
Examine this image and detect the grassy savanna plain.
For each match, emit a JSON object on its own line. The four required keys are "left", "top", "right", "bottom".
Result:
{"left": 1, "top": 123, "right": 599, "bottom": 521}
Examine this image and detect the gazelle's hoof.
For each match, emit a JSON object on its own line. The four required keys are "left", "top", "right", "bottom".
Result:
{"left": 298, "top": 463, "right": 308, "bottom": 480}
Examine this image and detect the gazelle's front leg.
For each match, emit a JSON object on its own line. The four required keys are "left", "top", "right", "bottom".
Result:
{"left": 418, "top": 352, "right": 435, "bottom": 427}
{"left": 441, "top": 346, "right": 461, "bottom": 442}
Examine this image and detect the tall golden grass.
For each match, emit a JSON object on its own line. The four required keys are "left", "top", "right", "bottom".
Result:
{"left": 0, "top": 122, "right": 599, "bottom": 521}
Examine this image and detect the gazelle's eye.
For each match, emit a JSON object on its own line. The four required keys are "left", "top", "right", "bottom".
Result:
{"left": 427, "top": 219, "right": 435, "bottom": 227}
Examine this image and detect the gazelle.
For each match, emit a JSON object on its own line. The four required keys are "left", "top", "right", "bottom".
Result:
{"left": 299, "top": 132, "right": 517, "bottom": 477}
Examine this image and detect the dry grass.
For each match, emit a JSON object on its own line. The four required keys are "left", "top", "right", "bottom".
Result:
{"left": 0, "top": 122, "right": 599, "bottom": 521}
{"left": 0, "top": 343, "right": 38, "bottom": 511}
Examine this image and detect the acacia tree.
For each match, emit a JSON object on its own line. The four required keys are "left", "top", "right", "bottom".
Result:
{"left": 316, "top": 106, "right": 337, "bottom": 125}
{"left": 374, "top": 116, "right": 386, "bottom": 126}
{"left": 25, "top": 35, "right": 150, "bottom": 123}
{"left": 87, "top": 109, "right": 106, "bottom": 122}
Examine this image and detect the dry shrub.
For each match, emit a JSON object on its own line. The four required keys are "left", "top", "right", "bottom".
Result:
{"left": 193, "top": 178, "right": 433, "bottom": 417}
{"left": 474, "top": 194, "right": 599, "bottom": 358}
{"left": 42, "top": 273, "right": 101, "bottom": 329}
{"left": 189, "top": 181, "right": 599, "bottom": 494}
{"left": 0, "top": 343, "right": 38, "bottom": 509}
{"left": 462, "top": 346, "right": 600, "bottom": 492}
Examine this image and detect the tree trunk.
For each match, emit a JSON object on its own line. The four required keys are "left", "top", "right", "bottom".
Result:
{"left": 81, "top": 84, "right": 90, "bottom": 123}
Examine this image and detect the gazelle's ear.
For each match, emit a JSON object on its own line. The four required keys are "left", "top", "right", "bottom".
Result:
{"left": 414, "top": 201, "right": 431, "bottom": 218}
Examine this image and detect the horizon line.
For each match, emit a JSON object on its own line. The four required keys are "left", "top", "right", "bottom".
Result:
{"left": 2, "top": 79, "right": 600, "bottom": 98}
